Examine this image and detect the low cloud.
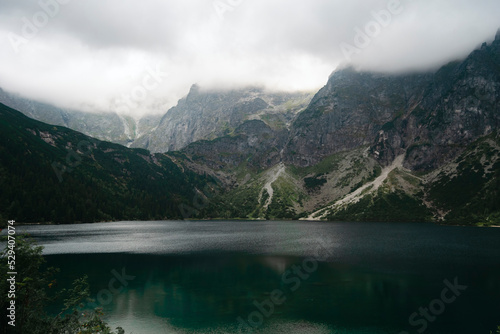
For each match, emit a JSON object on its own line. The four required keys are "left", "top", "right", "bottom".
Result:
{"left": 0, "top": 0, "right": 498, "bottom": 117}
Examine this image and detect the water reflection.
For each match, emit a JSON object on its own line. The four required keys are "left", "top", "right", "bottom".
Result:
{"left": 45, "top": 253, "right": 500, "bottom": 334}
{"left": 7, "top": 221, "right": 500, "bottom": 333}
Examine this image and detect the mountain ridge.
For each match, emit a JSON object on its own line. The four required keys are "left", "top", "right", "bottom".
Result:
{"left": 0, "top": 102, "right": 215, "bottom": 225}
{"left": 1, "top": 31, "right": 499, "bottom": 225}
{"left": 131, "top": 86, "right": 314, "bottom": 152}
{"left": 177, "top": 32, "right": 500, "bottom": 224}
{"left": 0, "top": 88, "right": 163, "bottom": 146}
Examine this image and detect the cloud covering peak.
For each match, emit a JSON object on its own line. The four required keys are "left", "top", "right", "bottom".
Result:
{"left": 0, "top": 0, "right": 499, "bottom": 116}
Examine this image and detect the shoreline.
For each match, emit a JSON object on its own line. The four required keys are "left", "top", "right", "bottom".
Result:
{"left": 3, "top": 219, "right": 500, "bottom": 228}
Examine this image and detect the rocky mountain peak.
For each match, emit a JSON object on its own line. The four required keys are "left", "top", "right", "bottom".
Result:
{"left": 492, "top": 28, "right": 500, "bottom": 50}
{"left": 187, "top": 83, "right": 201, "bottom": 96}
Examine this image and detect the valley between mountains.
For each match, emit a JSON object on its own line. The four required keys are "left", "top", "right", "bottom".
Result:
{"left": 1, "top": 31, "right": 499, "bottom": 227}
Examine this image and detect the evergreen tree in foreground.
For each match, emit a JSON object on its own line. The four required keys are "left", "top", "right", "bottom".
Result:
{"left": 0, "top": 235, "right": 125, "bottom": 334}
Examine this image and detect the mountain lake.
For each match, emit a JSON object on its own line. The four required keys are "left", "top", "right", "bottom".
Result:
{"left": 6, "top": 220, "right": 500, "bottom": 334}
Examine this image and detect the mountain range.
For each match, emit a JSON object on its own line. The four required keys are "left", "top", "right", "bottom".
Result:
{"left": 0, "top": 87, "right": 164, "bottom": 147}
{"left": 1, "top": 30, "right": 499, "bottom": 226}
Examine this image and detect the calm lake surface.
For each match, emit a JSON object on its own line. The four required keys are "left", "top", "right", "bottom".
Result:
{"left": 8, "top": 220, "right": 500, "bottom": 333}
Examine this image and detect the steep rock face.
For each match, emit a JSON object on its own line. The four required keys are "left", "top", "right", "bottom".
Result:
{"left": 400, "top": 34, "right": 500, "bottom": 171}
{"left": 187, "top": 31, "right": 500, "bottom": 223}
{"left": 180, "top": 119, "right": 288, "bottom": 171}
{"left": 284, "top": 68, "right": 432, "bottom": 167}
{"left": 287, "top": 31, "right": 500, "bottom": 171}
{"left": 2, "top": 30, "right": 499, "bottom": 225}
{"left": 131, "top": 85, "right": 313, "bottom": 153}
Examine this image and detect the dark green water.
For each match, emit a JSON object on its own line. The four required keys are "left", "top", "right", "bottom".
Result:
{"left": 13, "top": 221, "right": 500, "bottom": 333}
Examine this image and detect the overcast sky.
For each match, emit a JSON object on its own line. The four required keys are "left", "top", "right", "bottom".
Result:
{"left": 0, "top": 0, "right": 499, "bottom": 117}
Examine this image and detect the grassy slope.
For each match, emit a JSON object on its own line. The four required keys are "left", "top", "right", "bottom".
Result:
{"left": 3, "top": 98, "right": 497, "bottom": 225}
{"left": 426, "top": 132, "right": 500, "bottom": 225}
{"left": 322, "top": 133, "right": 500, "bottom": 224}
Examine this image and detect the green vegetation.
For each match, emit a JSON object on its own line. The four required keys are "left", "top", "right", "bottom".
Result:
{"left": 0, "top": 235, "right": 125, "bottom": 333}
{"left": 289, "top": 151, "right": 343, "bottom": 177}
{"left": 426, "top": 132, "right": 500, "bottom": 225}
{"left": 344, "top": 165, "right": 382, "bottom": 193}
{"left": 304, "top": 174, "right": 327, "bottom": 190}
{"left": 1, "top": 98, "right": 499, "bottom": 225}
{"left": 200, "top": 168, "right": 305, "bottom": 220}
{"left": 200, "top": 178, "right": 264, "bottom": 219}
{"left": 397, "top": 170, "right": 422, "bottom": 187}
{"left": 335, "top": 158, "right": 380, "bottom": 191}
{"left": 266, "top": 177, "right": 301, "bottom": 219}
{"left": 0, "top": 103, "right": 215, "bottom": 223}
{"left": 327, "top": 189, "right": 432, "bottom": 222}
{"left": 260, "top": 114, "right": 286, "bottom": 130}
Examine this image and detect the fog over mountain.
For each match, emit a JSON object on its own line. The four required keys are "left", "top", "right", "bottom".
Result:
{"left": 0, "top": 0, "right": 499, "bottom": 116}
